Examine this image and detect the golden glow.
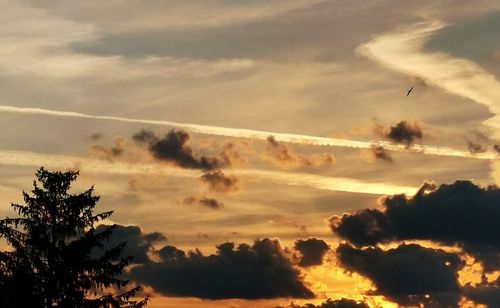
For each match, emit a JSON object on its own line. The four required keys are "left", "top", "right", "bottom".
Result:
{"left": 0, "top": 148, "right": 417, "bottom": 195}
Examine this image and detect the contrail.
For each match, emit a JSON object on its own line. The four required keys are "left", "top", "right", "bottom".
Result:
{"left": 0, "top": 148, "right": 417, "bottom": 195}
{"left": 0, "top": 104, "right": 494, "bottom": 160}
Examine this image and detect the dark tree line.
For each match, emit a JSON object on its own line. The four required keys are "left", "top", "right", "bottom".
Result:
{"left": 0, "top": 168, "right": 148, "bottom": 307}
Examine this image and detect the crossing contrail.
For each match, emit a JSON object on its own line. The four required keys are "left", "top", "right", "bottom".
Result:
{"left": 0, "top": 104, "right": 495, "bottom": 160}
{"left": 0, "top": 148, "right": 417, "bottom": 195}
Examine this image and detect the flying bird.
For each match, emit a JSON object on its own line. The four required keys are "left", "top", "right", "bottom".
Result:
{"left": 406, "top": 86, "right": 413, "bottom": 96}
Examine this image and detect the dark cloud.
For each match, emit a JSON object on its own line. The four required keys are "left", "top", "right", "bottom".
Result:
{"left": 375, "top": 120, "right": 423, "bottom": 146}
{"left": 88, "top": 138, "right": 126, "bottom": 161}
{"left": 465, "top": 130, "right": 490, "bottom": 153}
{"left": 129, "top": 238, "right": 314, "bottom": 299}
{"left": 294, "top": 238, "right": 330, "bottom": 267}
{"left": 337, "top": 243, "right": 463, "bottom": 307}
{"left": 183, "top": 196, "right": 224, "bottom": 209}
{"left": 132, "top": 129, "right": 224, "bottom": 170}
{"left": 278, "top": 298, "right": 369, "bottom": 308}
{"left": 467, "top": 140, "right": 487, "bottom": 153}
{"left": 330, "top": 181, "right": 500, "bottom": 271}
{"left": 266, "top": 136, "right": 334, "bottom": 169}
{"left": 95, "top": 224, "right": 166, "bottom": 264}
{"left": 200, "top": 170, "right": 239, "bottom": 193}
{"left": 132, "top": 129, "right": 159, "bottom": 144}
{"left": 369, "top": 145, "right": 393, "bottom": 163}
{"left": 493, "top": 144, "right": 500, "bottom": 153}
{"left": 463, "top": 277, "right": 500, "bottom": 307}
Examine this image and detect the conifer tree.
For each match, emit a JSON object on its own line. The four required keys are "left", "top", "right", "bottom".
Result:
{"left": 0, "top": 167, "right": 148, "bottom": 307}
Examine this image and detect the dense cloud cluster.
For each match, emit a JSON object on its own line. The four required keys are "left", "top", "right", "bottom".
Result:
{"left": 266, "top": 136, "right": 334, "bottom": 169}
{"left": 129, "top": 238, "right": 314, "bottom": 299}
{"left": 183, "top": 196, "right": 223, "bottom": 209}
{"left": 96, "top": 225, "right": 314, "bottom": 300}
{"left": 200, "top": 170, "right": 239, "bottom": 193}
{"left": 337, "top": 244, "right": 463, "bottom": 306}
{"left": 132, "top": 129, "right": 225, "bottom": 170}
{"left": 330, "top": 180, "right": 500, "bottom": 270}
{"left": 330, "top": 180, "right": 500, "bottom": 306}
{"left": 278, "top": 298, "right": 369, "bottom": 308}
{"left": 375, "top": 120, "right": 423, "bottom": 146}
{"left": 294, "top": 238, "right": 329, "bottom": 267}
{"left": 95, "top": 224, "right": 166, "bottom": 264}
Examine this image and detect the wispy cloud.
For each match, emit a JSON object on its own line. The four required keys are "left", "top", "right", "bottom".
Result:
{"left": 0, "top": 148, "right": 416, "bottom": 195}
{"left": 0, "top": 104, "right": 493, "bottom": 160}
{"left": 358, "top": 20, "right": 500, "bottom": 138}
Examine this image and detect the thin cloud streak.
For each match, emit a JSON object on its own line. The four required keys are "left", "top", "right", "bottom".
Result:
{"left": 0, "top": 104, "right": 494, "bottom": 160}
{"left": 0, "top": 148, "right": 416, "bottom": 195}
{"left": 234, "top": 169, "right": 416, "bottom": 195}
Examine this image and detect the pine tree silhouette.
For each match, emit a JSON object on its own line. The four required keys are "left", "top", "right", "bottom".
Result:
{"left": 0, "top": 167, "right": 148, "bottom": 307}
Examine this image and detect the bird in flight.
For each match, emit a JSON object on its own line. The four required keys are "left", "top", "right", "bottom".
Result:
{"left": 406, "top": 86, "right": 414, "bottom": 96}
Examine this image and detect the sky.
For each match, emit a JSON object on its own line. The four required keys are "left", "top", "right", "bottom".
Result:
{"left": 0, "top": 1, "right": 499, "bottom": 307}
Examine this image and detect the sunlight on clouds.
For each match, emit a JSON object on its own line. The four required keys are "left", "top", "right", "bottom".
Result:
{"left": 302, "top": 257, "right": 398, "bottom": 308}
{"left": 377, "top": 240, "right": 497, "bottom": 289}
{"left": 0, "top": 104, "right": 493, "bottom": 160}
{"left": 0, "top": 148, "right": 417, "bottom": 195}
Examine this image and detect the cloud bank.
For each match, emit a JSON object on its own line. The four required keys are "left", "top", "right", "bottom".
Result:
{"left": 129, "top": 238, "right": 314, "bottom": 299}
{"left": 330, "top": 180, "right": 500, "bottom": 271}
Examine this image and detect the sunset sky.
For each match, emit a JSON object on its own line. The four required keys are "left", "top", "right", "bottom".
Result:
{"left": 0, "top": 1, "right": 499, "bottom": 307}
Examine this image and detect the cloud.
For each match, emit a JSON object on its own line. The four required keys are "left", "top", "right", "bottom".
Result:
{"left": 0, "top": 104, "right": 493, "bottom": 160}
{"left": 293, "top": 238, "right": 330, "bottom": 267}
{"left": 132, "top": 129, "right": 159, "bottom": 144}
{"left": 129, "top": 238, "right": 314, "bottom": 299}
{"left": 278, "top": 298, "right": 369, "bottom": 308}
{"left": 330, "top": 180, "right": 500, "bottom": 271}
{"left": 94, "top": 224, "right": 166, "bottom": 264}
{"left": 183, "top": 196, "right": 224, "bottom": 209}
{"left": 0, "top": 147, "right": 418, "bottom": 195}
{"left": 55, "top": 0, "right": 326, "bottom": 33}
{"left": 133, "top": 129, "right": 225, "bottom": 170}
{"left": 462, "top": 277, "right": 500, "bottom": 307}
{"left": 375, "top": 120, "right": 423, "bottom": 146}
{"left": 465, "top": 130, "right": 490, "bottom": 154}
{"left": 336, "top": 243, "right": 463, "bottom": 307}
{"left": 494, "top": 144, "right": 500, "bottom": 153}
{"left": 358, "top": 21, "right": 500, "bottom": 139}
{"left": 200, "top": 170, "right": 239, "bottom": 193}
{"left": 266, "top": 136, "right": 335, "bottom": 169}
{"left": 89, "top": 133, "right": 103, "bottom": 141}
{"left": 218, "top": 141, "right": 248, "bottom": 167}
{"left": 369, "top": 145, "right": 393, "bottom": 163}
{"left": 88, "top": 137, "right": 127, "bottom": 161}
{"left": 467, "top": 140, "right": 487, "bottom": 153}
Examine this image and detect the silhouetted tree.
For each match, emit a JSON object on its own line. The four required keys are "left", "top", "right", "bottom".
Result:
{"left": 0, "top": 168, "right": 148, "bottom": 307}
